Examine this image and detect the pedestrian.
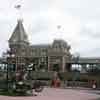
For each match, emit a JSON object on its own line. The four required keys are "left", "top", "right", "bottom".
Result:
{"left": 92, "top": 80, "right": 97, "bottom": 89}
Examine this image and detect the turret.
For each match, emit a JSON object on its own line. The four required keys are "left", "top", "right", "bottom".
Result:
{"left": 8, "top": 19, "right": 29, "bottom": 55}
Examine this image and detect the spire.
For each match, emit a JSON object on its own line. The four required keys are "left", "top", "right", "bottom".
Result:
{"left": 9, "top": 19, "right": 29, "bottom": 44}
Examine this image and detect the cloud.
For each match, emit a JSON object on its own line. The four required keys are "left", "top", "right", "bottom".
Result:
{"left": 64, "top": 0, "right": 100, "bottom": 19}
{"left": 82, "top": 29, "right": 100, "bottom": 39}
{"left": 80, "top": 21, "right": 100, "bottom": 39}
{"left": 80, "top": 47, "right": 100, "bottom": 57}
{"left": 0, "top": 0, "right": 100, "bottom": 57}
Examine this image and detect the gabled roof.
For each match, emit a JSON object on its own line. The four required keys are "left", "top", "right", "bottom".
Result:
{"left": 9, "top": 19, "right": 28, "bottom": 43}
{"left": 52, "top": 39, "right": 70, "bottom": 49}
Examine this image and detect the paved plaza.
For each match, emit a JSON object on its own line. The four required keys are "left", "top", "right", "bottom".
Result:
{"left": 0, "top": 88, "right": 100, "bottom": 100}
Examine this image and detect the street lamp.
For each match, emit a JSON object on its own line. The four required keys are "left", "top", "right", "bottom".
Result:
{"left": 72, "top": 53, "right": 80, "bottom": 87}
{"left": 5, "top": 49, "right": 17, "bottom": 92}
{"left": 73, "top": 52, "right": 80, "bottom": 64}
{"left": 2, "top": 51, "right": 11, "bottom": 91}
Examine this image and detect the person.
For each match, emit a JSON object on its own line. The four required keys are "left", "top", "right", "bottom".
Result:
{"left": 92, "top": 80, "right": 97, "bottom": 89}
{"left": 56, "top": 78, "right": 61, "bottom": 87}
{"left": 51, "top": 77, "right": 61, "bottom": 88}
{"left": 51, "top": 79, "right": 55, "bottom": 87}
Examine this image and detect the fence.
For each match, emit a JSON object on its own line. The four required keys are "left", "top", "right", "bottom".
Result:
{"left": 0, "top": 71, "right": 100, "bottom": 89}
{"left": 62, "top": 81, "right": 90, "bottom": 88}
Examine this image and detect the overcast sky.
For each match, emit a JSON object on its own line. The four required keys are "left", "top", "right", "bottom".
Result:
{"left": 0, "top": 0, "right": 100, "bottom": 57}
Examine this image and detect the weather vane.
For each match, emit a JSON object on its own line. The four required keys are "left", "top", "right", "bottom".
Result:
{"left": 57, "top": 25, "right": 61, "bottom": 30}
{"left": 15, "top": 4, "right": 21, "bottom": 10}
{"left": 57, "top": 25, "right": 63, "bottom": 39}
{"left": 14, "top": 0, "right": 22, "bottom": 20}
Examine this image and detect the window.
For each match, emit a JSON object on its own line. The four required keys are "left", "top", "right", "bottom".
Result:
{"left": 40, "top": 49, "right": 46, "bottom": 55}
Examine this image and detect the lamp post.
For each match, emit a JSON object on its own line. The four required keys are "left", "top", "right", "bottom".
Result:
{"left": 4, "top": 48, "right": 17, "bottom": 93}
{"left": 6, "top": 54, "right": 9, "bottom": 91}
{"left": 72, "top": 53, "right": 80, "bottom": 87}
{"left": 3, "top": 51, "right": 10, "bottom": 91}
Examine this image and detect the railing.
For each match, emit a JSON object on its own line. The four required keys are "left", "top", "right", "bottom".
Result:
{"left": 66, "top": 59, "right": 100, "bottom": 64}
{"left": 62, "top": 81, "right": 90, "bottom": 88}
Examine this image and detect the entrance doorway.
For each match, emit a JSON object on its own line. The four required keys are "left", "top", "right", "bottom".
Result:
{"left": 53, "top": 64, "right": 60, "bottom": 72}
{"left": 65, "top": 63, "right": 71, "bottom": 71}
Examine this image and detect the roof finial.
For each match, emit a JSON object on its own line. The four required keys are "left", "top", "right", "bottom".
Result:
{"left": 57, "top": 25, "right": 61, "bottom": 30}
{"left": 57, "top": 25, "right": 62, "bottom": 40}
{"left": 15, "top": 1, "right": 23, "bottom": 21}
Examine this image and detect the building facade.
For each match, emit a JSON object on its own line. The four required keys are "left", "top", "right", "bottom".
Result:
{"left": 8, "top": 20, "right": 72, "bottom": 72}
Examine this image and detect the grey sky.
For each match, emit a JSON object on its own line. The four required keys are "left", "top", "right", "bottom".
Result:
{"left": 0, "top": 0, "right": 100, "bottom": 57}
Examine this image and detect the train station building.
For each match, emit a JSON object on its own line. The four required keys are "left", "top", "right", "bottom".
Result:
{"left": 7, "top": 19, "right": 100, "bottom": 72}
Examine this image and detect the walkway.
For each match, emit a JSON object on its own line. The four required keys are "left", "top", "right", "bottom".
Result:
{"left": 0, "top": 88, "right": 100, "bottom": 100}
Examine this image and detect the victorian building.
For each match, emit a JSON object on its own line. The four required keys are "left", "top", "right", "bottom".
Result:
{"left": 8, "top": 19, "right": 72, "bottom": 72}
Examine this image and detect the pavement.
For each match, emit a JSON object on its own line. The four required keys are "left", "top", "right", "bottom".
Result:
{"left": 0, "top": 88, "right": 100, "bottom": 100}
